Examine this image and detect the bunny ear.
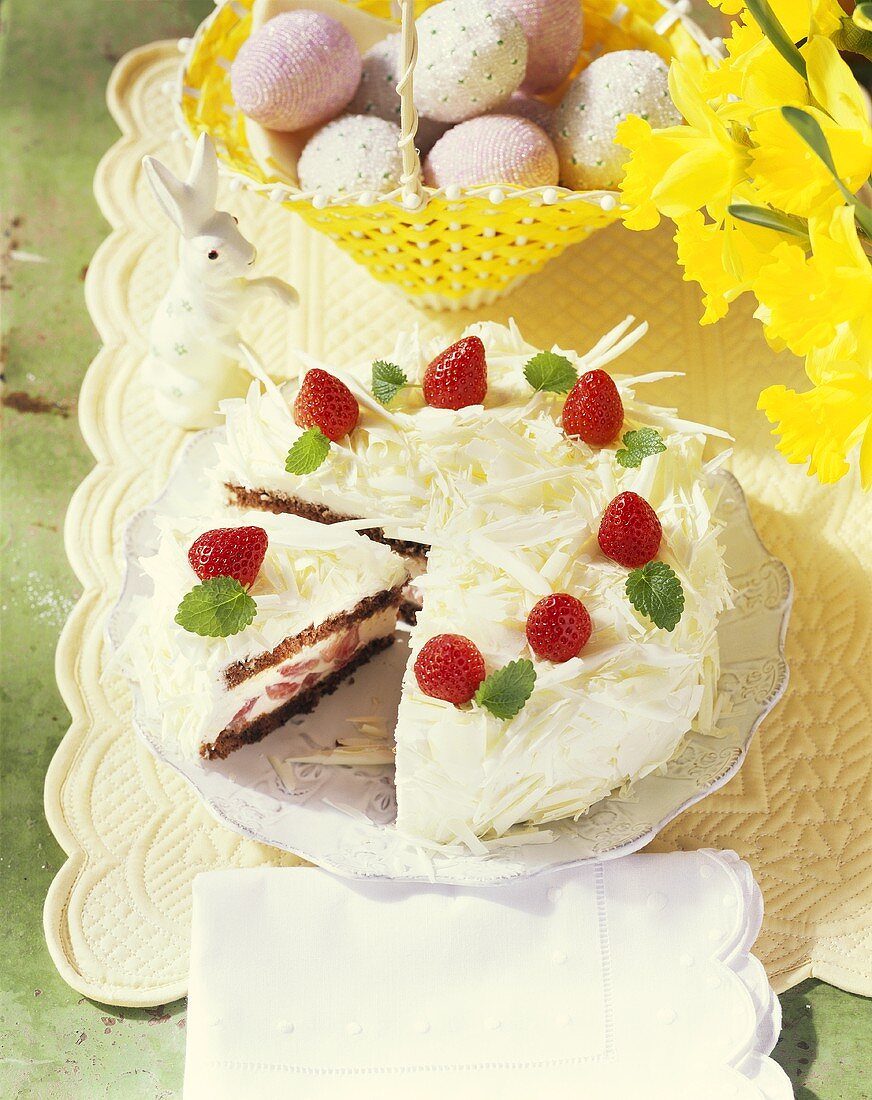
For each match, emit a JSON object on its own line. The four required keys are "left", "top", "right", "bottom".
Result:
{"left": 187, "top": 132, "right": 219, "bottom": 211}
{"left": 142, "top": 155, "right": 196, "bottom": 235}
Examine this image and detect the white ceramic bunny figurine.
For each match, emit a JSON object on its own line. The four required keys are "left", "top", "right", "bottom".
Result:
{"left": 142, "top": 133, "right": 299, "bottom": 429}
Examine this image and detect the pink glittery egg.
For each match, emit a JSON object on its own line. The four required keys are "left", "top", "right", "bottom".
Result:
{"left": 231, "top": 11, "right": 361, "bottom": 132}
{"left": 491, "top": 90, "right": 554, "bottom": 131}
{"left": 346, "top": 34, "right": 448, "bottom": 155}
{"left": 501, "top": 0, "right": 583, "bottom": 94}
{"left": 423, "top": 115, "right": 559, "bottom": 189}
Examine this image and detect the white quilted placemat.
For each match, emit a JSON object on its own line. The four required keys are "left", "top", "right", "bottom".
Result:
{"left": 44, "top": 42, "right": 872, "bottom": 1007}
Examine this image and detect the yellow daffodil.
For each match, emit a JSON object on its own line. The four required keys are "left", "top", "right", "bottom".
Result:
{"left": 805, "top": 36, "right": 872, "bottom": 135}
{"left": 707, "top": 0, "right": 745, "bottom": 15}
{"left": 810, "top": 0, "right": 848, "bottom": 37}
{"left": 748, "top": 105, "right": 872, "bottom": 217}
{"left": 621, "top": 0, "right": 872, "bottom": 487}
{"left": 712, "top": 15, "right": 809, "bottom": 111}
{"left": 753, "top": 209, "right": 872, "bottom": 356}
{"left": 759, "top": 369, "right": 872, "bottom": 488}
{"left": 674, "top": 211, "right": 781, "bottom": 322}
{"left": 618, "top": 59, "right": 749, "bottom": 227}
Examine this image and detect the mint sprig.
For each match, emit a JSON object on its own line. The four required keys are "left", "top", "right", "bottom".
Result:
{"left": 372, "top": 360, "right": 409, "bottom": 406}
{"left": 523, "top": 352, "right": 578, "bottom": 394}
{"left": 285, "top": 427, "right": 330, "bottom": 474}
{"left": 475, "top": 658, "right": 536, "bottom": 719}
{"left": 616, "top": 427, "right": 666, "bottom": 468}
{"left": 626, "top": 562, "right": 684, "bottom": 631}
{"left": 175, "top": 576, "right": 257, "bottom": 638}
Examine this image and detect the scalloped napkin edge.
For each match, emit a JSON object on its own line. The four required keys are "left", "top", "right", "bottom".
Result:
{"left": 184, "top": 849, "right": 792, "bottom": 1099}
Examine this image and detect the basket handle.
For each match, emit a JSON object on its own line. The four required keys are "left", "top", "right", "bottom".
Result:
{"left": 396, "top": 0, "right": 424, "bottom": 208}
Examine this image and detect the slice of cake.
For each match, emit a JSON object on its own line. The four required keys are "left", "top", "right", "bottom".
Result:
{"left": 210, "top": 320, "right": 733, "bottom": 846}
{"left": 116, "top": 509, "right": 408, "bottom": 760}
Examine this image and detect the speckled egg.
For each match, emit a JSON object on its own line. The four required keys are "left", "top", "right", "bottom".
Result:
{"left": 423, "top": 114, "right": 558, "bottom": 189}
{"left": 298, "top": 115, "right": 404, "bottom": 198}
{"left": 413, "top": 1, "right": 528, "bottom": 124}
{"left": 492, "top": 89, "right": 554, "bottom": 130}
{"left": 552, "top": 50, "right": 681, "bottom": 190}
{"left": 500, "top": 0, "right": 583, "bottom": 94}
{"left": 231, "top": 11, "right": 361, "bottom": 132}
{"left": 346, "top": 34, "right": 448, "bottom": 155}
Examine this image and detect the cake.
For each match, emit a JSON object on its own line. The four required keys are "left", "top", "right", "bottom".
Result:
{"left": 116, "top": 509, "right": 407, "bottom": 761}
{"left": 206, "top": 320, "right": 733, "bottom": 846}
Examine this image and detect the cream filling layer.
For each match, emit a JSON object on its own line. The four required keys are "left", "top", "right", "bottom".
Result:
{"left": 206, "top": 607, "right": 399, "bottom": 750}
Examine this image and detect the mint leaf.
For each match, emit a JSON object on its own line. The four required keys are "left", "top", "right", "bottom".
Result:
{"left": 616, "top": 427, "right": 666, "bottom": 468}
{"left": 523, "top": 352, "right": 578, "bottom": 394}
{"left": 175, "top": 576, "right": 257, "bottom": 638}
{"left": 475, "top": 658, "right": 536, "bottom": 719}
{"left": 372, "top": 360, "right": 408, "bottom": 406}
{"left": 285, "top": 427, "right": 330, "bottom": 474}
{"left": 626, "top": 561, "right": 684, "bottom": 631}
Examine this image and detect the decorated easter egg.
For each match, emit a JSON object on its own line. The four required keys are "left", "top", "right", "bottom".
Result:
{"left": 298, "top": 115, "right": 404, "bottom": 198}
{"left": 231, "top": 11, "right": 361, "bottom": 132}
{"left": 492, "top": 89, "right": 554, "bottom": 131}
{"left": 413, "top": 1, "right": 528, "bottom": 123}
{"left": 423, "top": 114, "right": 559, "bottom": 189}
{"left": 500, "top": 0, "right": 583, "bottom": 94}
{"left": 347, "top": 34, "right": 448, "bottom": 155}
{"left": 552, "top": 50, "right": 681, "bottom": 190}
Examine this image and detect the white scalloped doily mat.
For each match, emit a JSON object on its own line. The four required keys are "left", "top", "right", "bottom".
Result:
{"left": 45, "top": 42, "right": 872, "bottom": 1007}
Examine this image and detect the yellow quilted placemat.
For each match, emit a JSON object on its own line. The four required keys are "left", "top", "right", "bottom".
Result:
{"left": 45, "top": 42, "right": 872, "bottom": 1007}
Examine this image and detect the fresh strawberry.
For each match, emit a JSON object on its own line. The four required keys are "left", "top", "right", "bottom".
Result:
{"left": 293, "top": 368, "right": 359, "bottom": 441}
{"left": 188, "top": 526, "right": 268, "bottom": 589}
{"left": 562, "top": 369, "right": 624, "bottom": 446}
{"left": 598, "top": 492, "right": 662, "bottom": 568}
{"left": 422, "top": 336, "right": 488, "bottom": 410}
{"left": 526, "top": 593, "right": 592, "bottom": 663}
{"left": 414, "top": 633, "right": 486, "bottom": 705}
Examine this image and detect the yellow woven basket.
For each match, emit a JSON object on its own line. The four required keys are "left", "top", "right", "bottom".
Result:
{"left": 180, "top": 0, "right": 716, "bottom": 310}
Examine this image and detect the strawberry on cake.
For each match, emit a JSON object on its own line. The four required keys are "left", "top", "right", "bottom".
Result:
{"left": 115, "top": 509, "right": 407, "bottom": 760}
{"left": 206, "top": 319, "right": 734, "bottom": 846}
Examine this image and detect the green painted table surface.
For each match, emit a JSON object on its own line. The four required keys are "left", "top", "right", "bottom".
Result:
{"left": 1, "top": 2, "right": 870, "bottom": 1097}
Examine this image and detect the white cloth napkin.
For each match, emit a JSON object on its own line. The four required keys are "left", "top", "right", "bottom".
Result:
{"left": 184, "top": 850, "right": 792, "bottom": 1100}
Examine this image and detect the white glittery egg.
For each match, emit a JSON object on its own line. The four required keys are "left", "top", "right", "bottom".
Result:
{"left": 491, "top": 89, "right": 554, "bottom": 130}
{"left": 298, "top": 115, "right": 404, "bottom": 198}
{"left": 500, "top": 0, "right": 583, "bottom": 94}
{"left": 231, "top": 11, "right": 361, "bottom": 131}
{"left": 423, "top": 114, "right": 558, "bottom": 188}
{"left": 552, "top": 50, "right": 681, "bottom": 190}
{"left": 413, "top": 1, "right": 528, "bottom": 123}
{"left": 347, "top": 34, "right": 448, "bottom": 155}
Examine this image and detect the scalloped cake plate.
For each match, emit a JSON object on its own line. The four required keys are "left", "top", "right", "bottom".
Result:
{"left": 108, "top": 427, "right": 792, "bottom": 884}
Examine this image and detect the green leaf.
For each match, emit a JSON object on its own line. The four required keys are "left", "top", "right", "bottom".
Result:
{"left": 625, "top": 561, "right": 685, "bottom": 632}
{"left": 285, "top": 427, "right": 330, "bottom": 475}
{"left": 523, "top": 351, "right": 578, "bottom": 394}
{"left": 175, "top": 576, "right": 257, "bottom": 638}
{"left": 781, "top": 107, "right": 872, "bottom": 241}
{"left": 615, "top": 427, "right": 667, "bottom": 468}
{"left": 372, "top": 360, "right": 408, "bottom": 406}
{"left": 474, "top": 658, "right": 536, "bottom": 720}
{"left": 744, "top": 0, "right": 807, "bottom": 78}
{"left": 727, "top": 203, "right": 810, "bottom": 241}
